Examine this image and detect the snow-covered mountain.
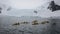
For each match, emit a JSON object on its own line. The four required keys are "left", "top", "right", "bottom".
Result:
{"left": 0, "top": 0, "right": 60, "bottom": 18}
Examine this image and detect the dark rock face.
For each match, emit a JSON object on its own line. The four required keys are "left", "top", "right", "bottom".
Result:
{"left": 0, "top": 11, "right": 1, "bottom": 13}
{"left": 0, "top": 7, "right": 2, "bottom": 13}
{"left": 48, "top": 1, "right": 60, "bottom": 12}
{"left": 7, "top": 7, "right": 11, "bottom": 11}
{"left": 0, "top": 7, "right": 2, "bottom": 10}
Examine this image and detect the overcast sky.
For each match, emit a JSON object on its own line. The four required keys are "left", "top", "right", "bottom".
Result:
{"left": 9, "top": 0, "right": 49, "bottom": 9}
